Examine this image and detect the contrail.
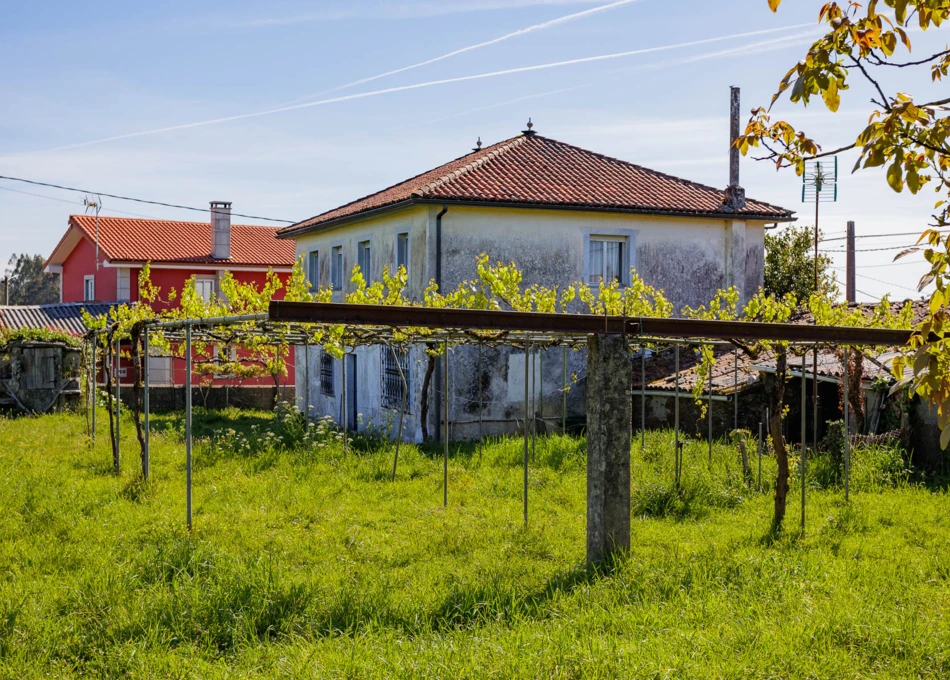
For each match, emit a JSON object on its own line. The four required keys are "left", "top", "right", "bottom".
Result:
{"left": 283, "top": 0, "right": 644, "bottom": 105}
{"left": 18, "top": 22, "right": 814, "bottom": 156}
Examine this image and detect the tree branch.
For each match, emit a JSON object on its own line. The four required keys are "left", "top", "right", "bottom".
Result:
{"left": 849, "top": 55, "right": 892, "bottom": 112}
{"left": 867, "top": 47, "right": 950, "bottom": 68}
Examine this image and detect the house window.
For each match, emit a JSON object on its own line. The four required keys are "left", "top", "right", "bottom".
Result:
{"left": 117, "top": 268, "right": 131, "bottom": 302}
{"left": 194, "top": 276, "right": 217, "bottom": 303}
{"left": 320, "top": 351, "right": 334, "bottom": 396}
{"left": 588, "top": 237, "right": 625, "bottom": 285}
{"left": 381, "top": 347, "right": 411, "bottom": 410}
{"left": 358, "top": 240, "right": 372, "bottom": 283}
{"left": 83, "top": 275, "right": 95, "bottom": 301}
{"left": 331, "top": 246, "right": 343, "bottom": 290}
{"left": 308, "top": 251, "right": 319, "bottom": 292}
{"left": 147, "top": 355, "right": 172, "bottom": 385}
{"left": 396, "top": 232, "right": 409, "bottom": 278}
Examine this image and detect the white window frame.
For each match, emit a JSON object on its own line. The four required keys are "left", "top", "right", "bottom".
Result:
{"left": 194, "top": 275, "right": 217, "bottom": 303}
{"left": 395, "top": 231, "right": 410, "bottom": 280}
{"left": 586, "top": 235, "right": 630, "bottom": 287}
{"left": 83, "top": 275, "right": 95, "bottom": 302}
{"left": 147, "top": 355, "right": 172, "bottom": 385}
{"left": 116, "top": 267, "right": 131, "bottom": 302}
{"left": 331, "top": 245, "right": 344, "bottom": 291}
{"left": 307, "top": 250, "right": 319, "bottom": 292}
{"left": 357, "top": 239, "right": 372, "bottom": 284}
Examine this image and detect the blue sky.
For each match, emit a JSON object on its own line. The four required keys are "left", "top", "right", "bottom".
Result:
{"left": 1, "top": 0, "right": 947, "bottom": 301}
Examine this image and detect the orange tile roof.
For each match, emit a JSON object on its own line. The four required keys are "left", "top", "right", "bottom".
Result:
{"left": 281, "top": 132, "right": 794, "bottom": 236}
{"left": 67, "top": 215, "right": 296, "bottom": 267}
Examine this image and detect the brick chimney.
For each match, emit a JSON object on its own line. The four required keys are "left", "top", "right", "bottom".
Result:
{"left": 722, "top": 86, "right": 746, "bottom": 211}
{"left": 210, "top": 201, "right": 231, "bottom": 259}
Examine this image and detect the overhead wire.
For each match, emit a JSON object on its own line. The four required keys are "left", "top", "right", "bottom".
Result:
{"left": 0, "top": 175, "right": 296, "bottom": 223}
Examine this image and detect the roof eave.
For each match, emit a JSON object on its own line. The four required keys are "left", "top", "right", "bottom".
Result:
{"left": 413, "top": 198, "right": 796, "bottom": 222}
{"left": 277, "top": 199, "right": 419, "bottom": 239}
{"left": 278, "top": 197, "right": 795, "bottom": 239}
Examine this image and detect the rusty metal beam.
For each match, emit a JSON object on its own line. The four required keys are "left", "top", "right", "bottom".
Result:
{"left": 269, "top": 301, "right": 631, "bottom": 334}
{"left": 268, "top": 302, "right": 913, "bottom": 346}
{"left": 636, "top": 317, "right": 910, "bottom": 345}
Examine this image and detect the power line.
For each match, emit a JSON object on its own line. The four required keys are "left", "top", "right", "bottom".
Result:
{"left": 0, "top": 175, "right": 296, "bottom": 224}
{"left": 821, "top": 229, "right": 947, "bottom": 243}
{"left": 833, "top": 266, "right": 921, "bottom": 293}
{"left": 820, "top": 243, "right": 919, "bottom": 253}
{"left": 0, "top": 184, "right": 161, "bottom": 220}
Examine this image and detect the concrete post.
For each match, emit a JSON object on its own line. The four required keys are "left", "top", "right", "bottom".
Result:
{"left": 586, "top": 334, "right": 631, "bottom": 565}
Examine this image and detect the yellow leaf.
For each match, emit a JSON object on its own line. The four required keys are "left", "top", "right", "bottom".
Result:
{"left": 768, "top": 0, "right": 781, "bottom": 11}
{"left": 886, "top": 162, "right": 904, "bottom": 192}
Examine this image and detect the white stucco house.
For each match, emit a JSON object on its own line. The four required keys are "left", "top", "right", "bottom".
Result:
{"left": 278, "top": 125, "right": 794, "bottom": 441}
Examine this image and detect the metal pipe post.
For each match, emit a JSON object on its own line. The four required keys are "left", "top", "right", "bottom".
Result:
{"left": 674, "top": 344, "right": 681, "bottom": 487}
{"left": 733, "top": 349, "right": 739, "bottom": 431}
{"left": 91, "top": 339, "right": 97, "bottom": 443}
{"left": 185, "top": 323, "right": 193, "bottom": 531}
{"left": 843, "top": 346, "right": 850, "bottom": 502}
{"left": 143, "top": 330, "right": 150, "bottom": 481}
{"left": 531, "top": 347, "right": 536, "bottom": 461}
{"left": 341, "top": 352, "right": 347, "bottom": 458}
{"left": 562, "top": 346, "right": 567, "bottom": 435}
{"left": 707, "top": 360, "right": 713, "bottom": 466}
{"left": 115, "top": 338, "right": 120, "bottom": 473}
{"left": 478, "top": 343, "right": 483, "bottom": 454}
{"left": 443, "top": 339, "right": 448, "bottom": 508}
{"left": 640, "top": 345, "right": 646, "bottom": 450}
{"left": 523, "top": 343, "right": 530, "bottom": 526}
{"left": 391, "top": 344, "right": 407, "bottom": 482}
{"left": 757, "top": 422, "right": 763, "bottom": 492}
{"left": 800, "top": 351, "right": 807, "bottom": 533}
{"left": 304, "top": 340, "right": 310, "bottom": 418}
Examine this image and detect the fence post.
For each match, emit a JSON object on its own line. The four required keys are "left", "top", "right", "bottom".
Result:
{"left": 734, "top": 348, "right": 739, "bottom": 431}
{"left": 185, "top": 323, "right": 193, "bottom": 531}
{"left": 304, "top": 339, "right": 310, "bottom": 419}
{"left": 586, "top": 333, "right": 631, "bottom": 565}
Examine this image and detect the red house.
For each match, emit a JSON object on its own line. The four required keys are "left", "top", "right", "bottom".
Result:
{"left": 45, "top": 202, "right": 297, "bottom": 393}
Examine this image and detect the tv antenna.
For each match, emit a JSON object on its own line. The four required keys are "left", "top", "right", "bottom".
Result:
{"left": 84, "top": 195, "right": 103, "bottom": 270}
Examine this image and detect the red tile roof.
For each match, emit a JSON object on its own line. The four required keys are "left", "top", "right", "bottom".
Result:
{"left": 281, "top": 132, "right": 794, "bottom": 236}
{"left": 65, "top": 215, "right": 296, "bottom": 267}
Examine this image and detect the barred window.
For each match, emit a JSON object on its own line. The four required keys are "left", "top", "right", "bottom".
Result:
{"left": 320, "top": 352, "right": 334, "bottom": 396}
{"left": 381, "top": 347, "right": 411, "bottom": 411}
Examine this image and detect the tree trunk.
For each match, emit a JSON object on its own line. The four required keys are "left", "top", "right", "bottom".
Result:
{"left": 420, "top": 355, "right": 436, "bottom": 440}
{"left": 768, "top": 348, "right": 790, "bottom": 533}
{"left": 104, "top": 333, "right": 119, "bottom": 475}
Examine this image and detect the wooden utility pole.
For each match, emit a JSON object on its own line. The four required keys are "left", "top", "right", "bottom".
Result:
{"left": 846, "top": 221, "right": 856, "bottom": 304}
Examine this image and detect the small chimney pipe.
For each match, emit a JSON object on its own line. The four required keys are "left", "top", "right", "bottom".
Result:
{"left": 211, "top": 201, "right": 232, "bottom": 260}
{"left": 729, "top": 86, "right": 741, "bottom": 189}
{"left": 722, "top": 86, "right": 746, "bottom": 211}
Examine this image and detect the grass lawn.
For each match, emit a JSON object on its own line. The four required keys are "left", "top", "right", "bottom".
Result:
{"left": 1, "top": 408, "right": 949, "bottom": 678}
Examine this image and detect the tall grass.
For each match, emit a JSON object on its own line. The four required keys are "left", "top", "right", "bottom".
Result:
{"left": 0, "top": 409, "right": 946, "bottom": 678}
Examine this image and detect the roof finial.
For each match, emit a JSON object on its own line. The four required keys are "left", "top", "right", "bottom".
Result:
{"left": 523, "top": 117, "right": 535, "bottom": 135}
{"left": 472, "top": 136, "right": 482, "bottom": 152}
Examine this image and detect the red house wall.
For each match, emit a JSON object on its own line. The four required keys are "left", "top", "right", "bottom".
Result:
{"left": 61, "top": 233, "right": 295, "bottom": 389}
{"left": 62, "top": 237, "right": 118, "bottom": 303}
